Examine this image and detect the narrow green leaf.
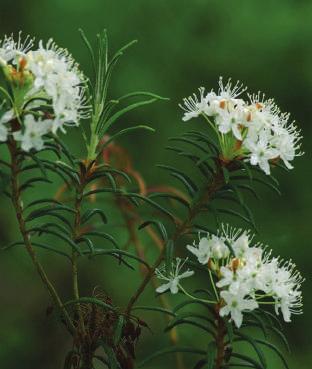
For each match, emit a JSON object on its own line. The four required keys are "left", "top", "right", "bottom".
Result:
{"left": 98, "top": 125, "right": 155, "bottom": 153}
{"left": 235, "top": 332, "right": 267, "bottom": 369}
{"left": 132, "top": 306, "right": 176, "bottom": 316}
{"left": 255, "top": 339, "right": 289, "bottom": 369}
{"left": 113, "top": 316, "right": 124, "bottom": 346}
{"left": 64, "top": 297, "right": 117, "bottom": 312}
{"left": 138, "top": 346, "right": 205, "bottom": 367}
{"left": 206, "top": 341, "right": 217, "bottom": 369}
{"left": 138, "top": 219, "right": 168, "bottom": 241}
{"left": 222, "top": 166, "right": 230, "bottom": 184}
{"left": 231, "top": 353, "right": 263, "bottom": 369}
{"left": 102, "top": 98, "right": 158, "bottom": 133}
{"left": 81, "top": 208, "right": 107, "bottom": 225}
{"left": 165, "top": 239, "right": 174, "bottom": 273}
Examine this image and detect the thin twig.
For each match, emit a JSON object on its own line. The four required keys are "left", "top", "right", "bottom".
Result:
{"left": 7, "top": 138, "right": 75, "bottom": 333}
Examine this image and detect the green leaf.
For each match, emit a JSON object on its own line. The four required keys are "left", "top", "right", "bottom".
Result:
{"left": 157, "top": 164, "right": 198, "bottom": 196}
{"left": 170, "top": 136, "right": 210, "bottom": 154}
{"left": 52, "top": 135, "right": 75, "bottom": 165}
{"left": 88, "top": 248, "right": 150, "bottom": 269}
{"left": 230, "top": 353, "right": 263, "bottom": 369}
{"left": 24, "top": 152, "right": 47, "bottom": 177}
{"left": 165, "top": 239, "right": 174, "bottom": 273}
{"left": 113, "top": 316, "right": 124, "bottom": 346}
{"left": 184, "top": 130, "right": 219, "bottom": 151}
{"left": 102, "top": 344, "right": 120, "bottom": 369}
{"left": 101, "top": 98, "right": 158, "bottom": 133}
{"left": 138, "top": 346, "right": 205, "bottom": 367}
{"left": 83, "top": 231, "right": 118, "bottom": 248}
{"left": 214, "top": 207, "right": 255, "bottom": 228}
{"left": 0, "top": 170, "right": 10, "bottom": 192}
{"left": 225, "top": 319, "right": 234, "bottom": 344}
{"left": 83, "top": 188, "right": 177, "bottom": 223}
{"left": 2, "top": 241, "right": 71, "bottom": 260}
{"left": 148, "top": 192, "right": 190, "bottom": 210}
{"left": 25, "top": 205, "right": 76, "bottom": 222}
{"left": 37, "top": 222, "right": 70, "bottom": 236}
{"left": 132, "top": 306, "right": 176, "bottom": 317}
{"left": 77, "top": 237, "right": 95, "bottom": 254}
{"left": 238, "top": 161, "right": 253, "bottom": 180}
{"left": 98, "top": 125, "right": 155, "bottom": 153}
{"left": 165, "top": 318, "right": 215, "bottom": 337}
{"left": 128, "top": 192, "right": 177, "bottom": 223}
{"left": 254, "top": 339, "right": 289, "bottom": 369}
{"left": 234, "top": 184, "right": 260, "bottom": 200}
{"left": 175, "top": 312, "right": 216, "bottom": 327}
{"left": 235, "top": 332, "right": 267, "bottom": 369}
{"left": 81, "top": 208, "right": 107, "bottom": 225}
{"left": 244, "top": 311, "right": 268, "bottom": 338}
{"left": 64, "top": 297, "right": 117, "bottom": 312}
{"left": 25, "top": 198, "right": 62, "bottom": 210}
{"left": 27, "top": 227, "right": 81, "bottom": 255}
{"left": 206, "top": 341, "right": 217, "bottom": 369}
{"left": 78, "top": 29, "right": 96, "bottom": 76}
{"left": 117, "top": 91, "right": 169, "bottom": 102}
{"left": 252, "top": 177, "right": 281, "bottom": 196}
{"left": 138, "top": 220, "right": 168, "bottom": 241}
{"left": 173, "top": 299, "right": 212, "bottom": 314}
{"left": 222, "top": 166, "right": 230, "bottom": 184}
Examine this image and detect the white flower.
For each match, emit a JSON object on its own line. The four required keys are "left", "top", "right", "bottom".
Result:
{"left": 155, "top": 258, "right": 194, "bottom": 294}
{"left": 0, "top": 110, "right": 14, "bottom": 141}
{"left": 219, "top": 290, "right": 258, "bottom": 328}
{"left": 244, "top": 131, "right": 279, "bottom": 175}
{"left": 231, "top": 231, "right": 250, "bottom": 258}
{"left": 0, "top": 32, "right": 34, "bottom": 64}
{"left": 217, "top": 266, "right": 240, "bottom": 293}
{"left": 216, "top": 77, "right": 247, "bottom": 101}
{"left": 197, "top": 225, "right": 304, "bottom": 324}
{"left": 187, "top": 234, "right": 229, "bottom": 264}
{"left": 179, "top": 87, "right": 209, "bottom": 121}
{"left": 265, "top": 259, "right": 304, "bottom": 322}
{"left": 214, "top": 99, "right": 246, "bottom": 140}
{"left": 13, "top": 115, "right": 52, "bottom": 151}
{"left": 25, "top": 39, "right": 90, "bottom": 133}
{"left": 180, "top": 80, "right": 302, "bottom": 175}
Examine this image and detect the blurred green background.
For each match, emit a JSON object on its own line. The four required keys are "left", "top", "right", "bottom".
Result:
{"left": 0, "top": 0, "right": 311, "bottom": 368}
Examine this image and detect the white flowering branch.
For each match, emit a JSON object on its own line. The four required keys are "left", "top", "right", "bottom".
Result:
{"left": 0, "top": 32, "right": 304, "bottom": 369}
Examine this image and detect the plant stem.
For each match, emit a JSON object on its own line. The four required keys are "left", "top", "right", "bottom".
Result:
{"left": 72, "top": 168, "right": 88, "bottom": 341}
{"left": 125, "top": 167, "right": 226, "bottom": 315}
{"left": 214, "top": 303, "right": 226, "bottom": 369}
{"left": 7, "top": 138, "right": 75, "bottom": 333}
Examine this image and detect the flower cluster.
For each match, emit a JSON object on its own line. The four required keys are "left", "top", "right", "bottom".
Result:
{"left": 0, "top": 33, "right": 89, "bottom": 151}
{"left": 156, "top": 225, "right": 304, "bottom": 328}
{"left": 180, "top": 78, "right": 302, "bottom": 174}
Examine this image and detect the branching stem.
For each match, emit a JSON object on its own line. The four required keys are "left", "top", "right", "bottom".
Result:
{"left": 125, "top": 166, "right": 227, "bottom": 315}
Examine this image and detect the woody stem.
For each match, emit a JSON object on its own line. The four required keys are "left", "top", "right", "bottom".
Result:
{"left": 7, "top": 138, "right": 75, "bottom": 333}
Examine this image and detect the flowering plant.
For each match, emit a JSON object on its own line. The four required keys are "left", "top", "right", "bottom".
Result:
{"left": 0, "top": 32, "right": 304, "bottom": 369}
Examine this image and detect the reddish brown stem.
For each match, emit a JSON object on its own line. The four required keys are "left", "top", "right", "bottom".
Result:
{"left": 125, "top": 167, "right": 226, "bottom": 315}
{"left": 7, "top": 138, "right": 74, "bottom": 333}
{"left": 214, "top": 304, "right": 226, "bottom": 369}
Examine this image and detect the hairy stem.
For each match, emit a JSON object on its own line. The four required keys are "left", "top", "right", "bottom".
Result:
{"left": 7, "top": 139, "right": 74, "bottom": 333}
{"left": 125, "top": 167, "right": 226, "bottom": 315}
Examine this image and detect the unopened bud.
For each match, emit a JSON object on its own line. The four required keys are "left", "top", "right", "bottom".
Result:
{"left": 219, "top": 100, "right": 226, "bottom": 109}
{"left": 18, "top": 56, "right": 27, "bottom": 71}
{"left": 231, "top": 258, "right": 240, "bottom": 272}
